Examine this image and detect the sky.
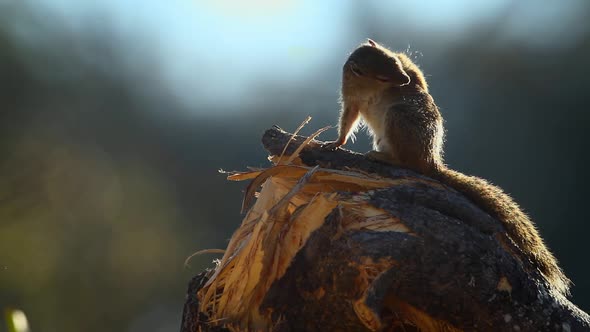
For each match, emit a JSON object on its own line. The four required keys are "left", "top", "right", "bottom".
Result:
{"left": 14, "top": 0, "right": 590, "bottom": 109}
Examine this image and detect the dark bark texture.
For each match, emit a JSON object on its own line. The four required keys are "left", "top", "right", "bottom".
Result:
{"left": 181, "top": 127, "right": 590, "bottom": 332}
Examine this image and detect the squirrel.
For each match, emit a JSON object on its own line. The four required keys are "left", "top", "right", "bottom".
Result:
{"left": 325, "top": 39, "right": 571, "bottom": 296}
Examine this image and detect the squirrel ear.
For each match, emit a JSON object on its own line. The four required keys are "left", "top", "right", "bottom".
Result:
{"left": 367, "top": 39, "right": 377, "bottom": 47}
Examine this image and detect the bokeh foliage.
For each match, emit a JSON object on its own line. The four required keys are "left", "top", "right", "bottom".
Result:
{"left": 0, "top": 2, "right": 589, "bottom": 331}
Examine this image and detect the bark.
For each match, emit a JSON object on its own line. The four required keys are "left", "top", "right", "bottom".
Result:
{"left": 180, "top": 127, "right": 590, "bottom": 332}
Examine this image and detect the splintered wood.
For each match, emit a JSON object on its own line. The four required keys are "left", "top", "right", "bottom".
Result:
{"left": 182, "top": 126, "right": 590, "bottom": 332}
{"left": 197, "top": 148, "right": 415, "bottom": 331}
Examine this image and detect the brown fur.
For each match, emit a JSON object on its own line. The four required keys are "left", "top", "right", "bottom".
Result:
{"left": 326, "top": 39, "right": 570, "bottom": 296}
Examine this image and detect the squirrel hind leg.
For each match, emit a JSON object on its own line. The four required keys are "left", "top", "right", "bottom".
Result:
{"left": 365, "top": 150, "right": 400, "bottom": 165}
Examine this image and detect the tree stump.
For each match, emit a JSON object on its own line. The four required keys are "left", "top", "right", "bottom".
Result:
{"left": 180, "top": 126, "right": 590, "bottom": 332}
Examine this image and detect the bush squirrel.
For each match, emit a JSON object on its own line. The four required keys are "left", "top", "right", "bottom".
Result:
{"left": 325, "top": 39, "right": 570, "bottom": 296}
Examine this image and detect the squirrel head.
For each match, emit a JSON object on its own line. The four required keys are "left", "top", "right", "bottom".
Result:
{"left": 342, "top": 39, "right": 428, "bottom": 95}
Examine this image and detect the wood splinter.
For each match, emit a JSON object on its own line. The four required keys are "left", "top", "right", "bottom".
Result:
{"left": 180, "top": 127, "right": 590, "bottom": 332}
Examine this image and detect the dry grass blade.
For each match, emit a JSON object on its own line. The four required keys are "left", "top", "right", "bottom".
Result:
{"left": 277, "top": 116, "right": 312, "bottom": 165}
{"left": 184, "top": 249, "right": 226, "bottom": 268}
{"left": 284, "top": 125, "right": 331, "bottom": 165}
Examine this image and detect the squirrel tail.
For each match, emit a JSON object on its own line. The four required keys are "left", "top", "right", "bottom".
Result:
{"left": 433, "top": 167, "right": 571, "bottom": 296}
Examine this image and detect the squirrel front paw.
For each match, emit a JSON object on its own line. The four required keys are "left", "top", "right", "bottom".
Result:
{"left": 322, "top": 140, "right": 344, "bottom": 151}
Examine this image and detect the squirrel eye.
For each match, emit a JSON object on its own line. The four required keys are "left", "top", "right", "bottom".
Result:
{"left": 349, "top": 62, "right": 364, "bottom": 76}
{"left": 375, "top": 75, "right": 390, "bottom": 82}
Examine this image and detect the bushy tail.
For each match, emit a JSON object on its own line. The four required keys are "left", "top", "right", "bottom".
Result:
{"left": 434, "top": 167, "right": 571, "bottom": 296}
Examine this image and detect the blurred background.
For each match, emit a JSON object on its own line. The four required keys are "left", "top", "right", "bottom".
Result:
{"left": 0, "top": 0, "right": 588, "bottom": 331}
